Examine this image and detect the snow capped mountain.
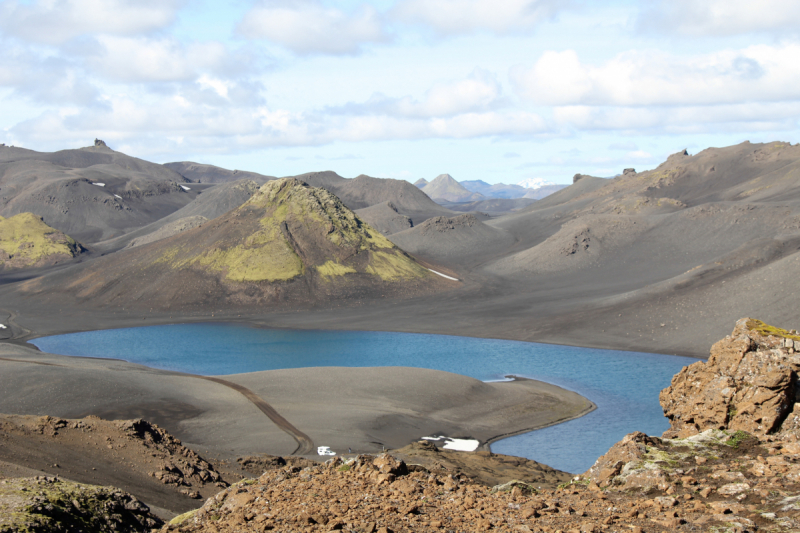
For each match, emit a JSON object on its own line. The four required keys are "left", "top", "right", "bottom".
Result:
{"left": 516, "top": 177, "right": 557, "bottom": 190}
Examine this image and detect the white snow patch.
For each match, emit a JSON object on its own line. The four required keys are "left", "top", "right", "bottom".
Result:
{"left": 92, "top": 182, "right": 105, "bottom": 187}
{"left": 317, "top": 446, "right": 336, "bottom": 456}
{"left": 0, "top": 324, "right": 6, "bottom": 329}
{"left": 114, "top": 194, "right": 122, "bottom": 199}
{"left": 517, "top": 177, "right": 556, "bottom": 190}
{"left": 180, "top": 185, "right": 191, "bottom": 191}
{"left": 428, "top": 268, "right": 458, "bottom": 281}
{"left": 422, "top": 436, "right": 480, "bottom": 452}
{"left": 444, "top": 439, "right": 480, "bottom": 451}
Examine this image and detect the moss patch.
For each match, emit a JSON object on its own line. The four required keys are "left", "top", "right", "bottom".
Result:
{"left": 169, "top": 508, "right": 199, "bottom": 526}
{"left": 365, "top": 250, "right": 428, "bottom": 281}
{"left": 726, "top": 430, "right": 751, "bottom": 448}
{"left": 316, "top": 260, "right": 356, "bottom": 279}
{"left": 745, "top": 319, "right": 800, "bottom": 341}
{"left": 0, "top": 213, "right": 81, "bottom": 270}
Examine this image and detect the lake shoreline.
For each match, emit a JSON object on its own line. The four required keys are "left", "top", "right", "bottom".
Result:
{"left": 0, "top": 341, "right": 595, "bottom": 464}
{"left": 3, "top": 305, "right": 707, "bottom": 361}
{"left": 3, "top": 315, "right": 696, "bottom": 473}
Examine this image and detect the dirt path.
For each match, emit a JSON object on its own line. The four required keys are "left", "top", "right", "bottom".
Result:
{"left": 0, "top": 309, "right": 32, "bottom": 341}
{"left": 199, "top": 376, "right": 315, "bottom": 455}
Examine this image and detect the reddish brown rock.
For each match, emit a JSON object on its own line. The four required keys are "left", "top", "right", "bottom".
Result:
{"left": 584, "top": 431, "right": 662, "bottom": 488}
{"left": 660, "top": 318, "right": 799, "bottom": 438}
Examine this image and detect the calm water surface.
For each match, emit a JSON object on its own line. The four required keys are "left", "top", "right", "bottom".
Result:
{"left": 32, "top": 324, "right": 699, "bottom": 473}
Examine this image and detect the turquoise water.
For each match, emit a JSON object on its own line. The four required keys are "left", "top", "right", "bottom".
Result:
{"left": 32, "top": 324, "right": 698, "bottom": 473}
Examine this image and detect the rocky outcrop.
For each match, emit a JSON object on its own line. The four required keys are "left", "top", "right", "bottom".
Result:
{"left": 660, "top": 318, "right": 800, "bottom": 438}
{"left": 414, "top": 214, "right": 479, "bottom": 235}
{"left": 0, "top": 476, "right": 162, "bottom": 532}
{"left": 582, "top": 427, "right": 800, "bottom": 530}
{"left": 119, "top": 419, "right": 228, "bottom": 494}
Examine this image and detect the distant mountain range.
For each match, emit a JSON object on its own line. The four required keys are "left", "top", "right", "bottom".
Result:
{"left": 415, "top": 175, "right": 567, "bottom": 202}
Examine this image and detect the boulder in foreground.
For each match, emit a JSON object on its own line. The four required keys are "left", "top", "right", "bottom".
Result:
{"left": 660, "top": 317, "right": 800, "bottom": 438}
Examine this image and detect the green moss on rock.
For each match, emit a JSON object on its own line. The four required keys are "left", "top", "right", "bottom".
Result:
{"left": 0, "top": 213, "right": 82, "bottom": 270}
{"left": 153, "top": 178, "right": 430, "bottom": 285}
{"left": 745, "top": 319, "right": 800, "bottom": 341}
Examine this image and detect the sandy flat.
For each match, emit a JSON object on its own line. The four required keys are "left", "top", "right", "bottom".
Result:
{"left": 225, "top": 367, "right": 594, "bottom": 454}
{"left": 0, "top": 343, "right": 592, "bottom": 461}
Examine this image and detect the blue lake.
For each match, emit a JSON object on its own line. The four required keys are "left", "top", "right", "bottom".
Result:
{"left": 32, "top": 324, "right": 699, "bottom": 474}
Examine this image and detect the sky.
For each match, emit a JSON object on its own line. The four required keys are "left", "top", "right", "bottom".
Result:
{"left": 1, "top": 0, "right": 800, "bottom": 185}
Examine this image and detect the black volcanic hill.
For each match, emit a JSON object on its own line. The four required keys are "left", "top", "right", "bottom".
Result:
{"left": 94, "top": 179, "right": 263, "bottom": 253}
{"left": 164, "top": 161, "right": 275, "bottom": 184}
{"left": 438, "top": 197, "right": 537, "bottom": 215}
{"left": 392, "top": 140, "right": 800, "bottom": 354}
{"left": 291, "top": 171, "right": 454, "bottom": 232}
{"left": 18, "top": 179, "right": 450, "bottom": 310}
{"left": 0, "top": 142, "right": 199, "bottom": 243}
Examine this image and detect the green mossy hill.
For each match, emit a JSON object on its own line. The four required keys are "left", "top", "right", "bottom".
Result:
{"left": 156, "top": 178, "right": 430, "bottom": 284}
{"left": 745, "top": 318, "right": 800, "bottom": 342}
{"left": 0, "top": 476, "right": 162, "bottom": 532}
{"left": 0, "top": 213, "right": 82, "bottom": 270}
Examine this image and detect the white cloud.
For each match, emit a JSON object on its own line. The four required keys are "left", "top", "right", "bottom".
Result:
{"left": 0, "top": 41, "right": 100, "bottom": 105}
{"left": 332, "top": 68, "right": 502, "bottom": 118}
{"left": 238, "top": 0, "right": 386, "bottom": 55}
{"left": 87, "top": 37, "right": 231, "bottom": 83}
{"left": 512, "top": 43, "right": 800, "bottom": 106}
{"left": 9, "top": 89, "right": 549, "bottom": 155}
{"left": 552, "top": 102, "right": 800, "bottom": 134}
{"left": 608, "top": 141, "right": 637, "bottom": 151}
{"left": 197, "top": 75, "right": 231, "bottom": 99}
{"left": 0, "top": 0, "right": 182, "bottom": 45}
{"left": 251, "top": 107, "right": 548, "bottom": 145}
{"left": 638, "top": 0, "right": 800, "bottom": 37}
{"left": 626, "top": 150, "right": 651, "bottom": 160}
{"left": 392, "top": 0, "right": 567, "bottom": 35}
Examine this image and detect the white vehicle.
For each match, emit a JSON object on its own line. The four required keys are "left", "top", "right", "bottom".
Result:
{"left": 317, "top": 446, "right": 336, "bottom": 456}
